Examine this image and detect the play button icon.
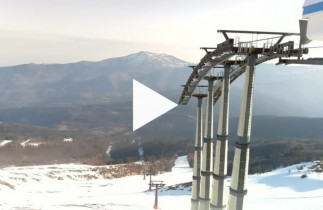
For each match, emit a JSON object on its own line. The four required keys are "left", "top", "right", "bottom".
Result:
{"left": 133, "top": 79, "right": 178, "bottom": 131}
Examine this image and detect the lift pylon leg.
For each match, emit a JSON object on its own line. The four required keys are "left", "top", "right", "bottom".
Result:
{"left": 199, "top": 77, "right": 216, "bottom": 210}
{"left": 228, "top": 55, "right": 257, "bottom": 210}
{"left": 211, "top": 65, "right": 231, "bottom": 210}
{"left": 191, "top": 94, "right": 207, "bottom": 210}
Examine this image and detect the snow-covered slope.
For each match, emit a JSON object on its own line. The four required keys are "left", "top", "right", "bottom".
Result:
{"left": 0, "top": 157, "right": 322, "bottom": 209}
{"left": 245, "top": 161, "right": 323, "bottom": 210}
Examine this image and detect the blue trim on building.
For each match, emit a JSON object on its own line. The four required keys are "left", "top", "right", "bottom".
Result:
{"left": 303, "top": 1, "right": 323, "bottom": 15}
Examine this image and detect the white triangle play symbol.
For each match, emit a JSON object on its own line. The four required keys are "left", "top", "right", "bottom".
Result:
{"left": 133, "top": 79, "right": 177, "bottom": 131}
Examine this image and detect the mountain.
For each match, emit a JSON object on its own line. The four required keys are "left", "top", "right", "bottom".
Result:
{"left": 119, "top": 51, "right": 189, "bottom": 69}
{"left": 0, "top": 51, "right": 191, "bottom": 109}
{"left": 0, "top": 51, "right": 323, "bottom": 136}
{"left": 1, "top": 51, "right": 323, "bottom": 114}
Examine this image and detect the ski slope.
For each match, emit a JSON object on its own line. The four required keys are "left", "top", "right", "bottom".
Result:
{"left": 0, "top": 156, "right": 322, "bottom": 209}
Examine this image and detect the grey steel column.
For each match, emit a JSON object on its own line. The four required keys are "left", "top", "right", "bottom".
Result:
{"left": 211, "top": 65, "right": 231, "bottom": 210}
{"left": 199, "top": 77, "right": 216, "bottom": 210}
{"left": 154, "top": 184, "right": 159, "bottom": 209}
{"left": 228, "top": 55, "right": 257, "bottom": 210}
{"left": 191, "top": 94, "right": 207, "bottom": 210}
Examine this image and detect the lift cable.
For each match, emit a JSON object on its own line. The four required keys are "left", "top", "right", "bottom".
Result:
{"left": 183, "top": 143, "right": 191, "bottom": 156}
{"left": 160, "top": 140, "right": 167, "bottom": 159}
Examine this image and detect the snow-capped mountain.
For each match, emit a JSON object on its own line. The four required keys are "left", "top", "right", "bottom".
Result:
{"left": 0, "top": 51, "right": 323, "bottom": 133}
{"left": 0, "top": 51, "right": 191, "bottom": 109}
{"left": 0, "top": 51, "right": 322, "bottom": 117}
{"left": 122, "top": 51, "right": 190, "bottom": 69}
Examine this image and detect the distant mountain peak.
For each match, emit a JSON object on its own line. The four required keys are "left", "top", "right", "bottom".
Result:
{"left": 123, "top": 51, "right": 190, "bottom": 68}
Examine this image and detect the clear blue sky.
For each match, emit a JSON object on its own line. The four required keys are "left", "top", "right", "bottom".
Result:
{"left": 0, "top": 0, "right": 320, "bottom": 66}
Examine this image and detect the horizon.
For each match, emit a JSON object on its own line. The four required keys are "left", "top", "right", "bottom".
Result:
{"left": 2, "top": 0, "right": 323, "bottom": 66}
{"left": 0, "top": 51, "right": 190, "bottom": 67}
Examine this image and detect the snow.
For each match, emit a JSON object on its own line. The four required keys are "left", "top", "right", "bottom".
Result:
{"left": 0, "top": 157, "right": 323, "bottom": 209}
{"left": 106, "top": 145, "right": 112, "bottom": 157}
{"left": 245, "top": 163, "right": 323, "bottom": 210}
{"left": 20, "top": 139, "right": 43, "bottom": 147}
{"left": 125, "top": 51, "right": 189, "bottom": 69}
{"left": 0, "top": 140, "right": 12, "bottom": 147}
{"left": 21, "top": 139, "right": 31, "bottom": 147}
{"left": 63, "top": 138, "right": 73, "bottom": 142}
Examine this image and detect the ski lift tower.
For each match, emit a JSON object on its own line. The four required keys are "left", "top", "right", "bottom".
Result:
{"left": 179, "top": 24, "right": 323, "bottom": 209}
{"left": 151, "top": 180, "right": 165, "bottom": 209}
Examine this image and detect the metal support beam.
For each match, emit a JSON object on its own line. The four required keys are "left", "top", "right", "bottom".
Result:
{"left": 278, "top": 58, "right": 323, "bottom": 65}
{"left": 148, "top": 173, "right": 153, "bottom": 191}
{"left": 179, "top": 52, "right": 234, "bottom": 105}
{"left": 231, "top": 46, "right": 308, "bottom": 56}
{"left": 201, "top": 47, "right": 217, "bottom": 54}
{"left": 199, "top": 77, "right": 216, "bottom": 210}
{"left": 228, "top": 54, "right": 257, "bottom": 210}
{"left": 218, "top": 29, "right": 300, "bottom": 36}
{"left": 191, "top": 94, "right": 207, "bottom": 210}
{"left": 275, "top": 35, "right": 286, "bottom": 45}
{"left": 152, "top": 181, "right": 165, "bottom": 209}
{"left": 154, "top": 184, "right": 159, "bottom": 209}
{"left": 210, "top": 65, "right": 231, "bottom": 210}
{"left": 222, "top": 32, "right": 229, "bottom": 41}
{"left": 181, "top": 85, "right": 209, "bottom": 88}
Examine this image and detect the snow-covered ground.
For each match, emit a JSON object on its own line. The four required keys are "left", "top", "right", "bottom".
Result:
{"left": 0, "top": 140, "right": 12, "bottom": 147}
{"left": 246, "top": 162, "right": 323, "bottom": 210}
{"left": 0, "top": 157, "right": 323, "bottom": 209}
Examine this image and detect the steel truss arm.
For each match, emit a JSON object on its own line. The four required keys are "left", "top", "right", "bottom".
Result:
{"left": 179, "top": 53, "right": 234, "bottom": 105}
{"left": 212, "top": 54, "right": 281, "bottom": 104}
{"left": 179, "top": 29, "right": 308, "bottom": 106}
